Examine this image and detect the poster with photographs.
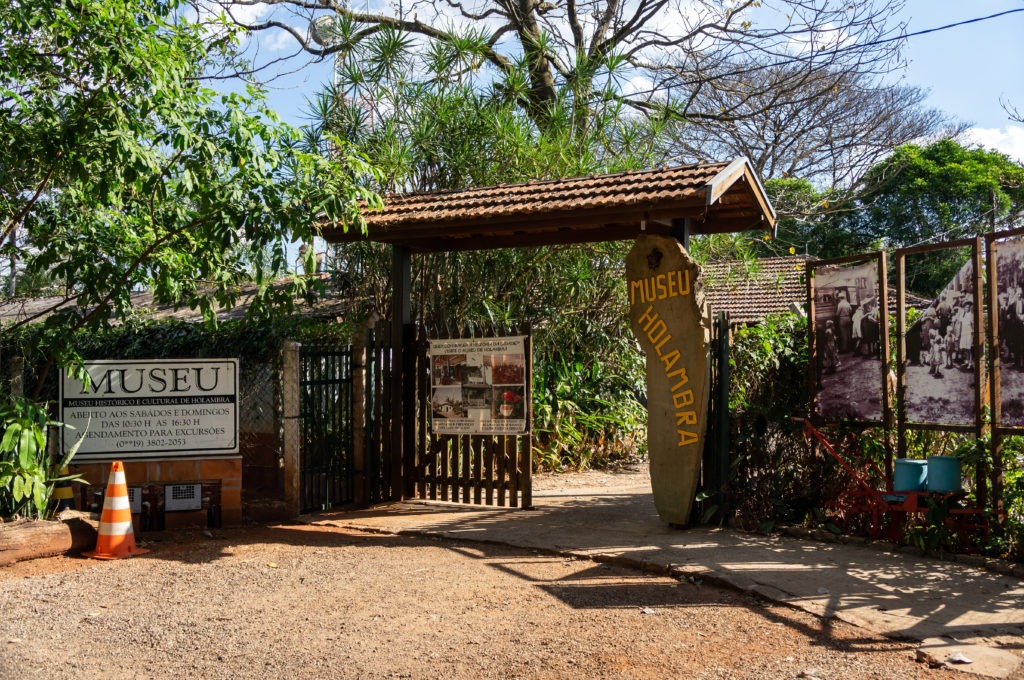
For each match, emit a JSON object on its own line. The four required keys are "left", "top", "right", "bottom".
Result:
{"left": 903, "top": 260, "right": 977, "bottom": 425}
{"left": 996, "top": 237, "right": 1024, "bottom": 427}
{"left": 812, "top": 260, "right": 884, "bottom": 421}
{"left": 429, "top": 336, "right": 528, "bottom": 435}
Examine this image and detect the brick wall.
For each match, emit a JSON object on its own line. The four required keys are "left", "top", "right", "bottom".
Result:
{"left": 71, "top": 457, "right": 243, "bottom": 530}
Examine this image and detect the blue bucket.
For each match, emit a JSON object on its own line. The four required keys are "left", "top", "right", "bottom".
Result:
{"left": 927, "top": 456, "right": 962, "bottom": 493}
{"left": 893, "top": 459, "right": 928, "bottom": 492}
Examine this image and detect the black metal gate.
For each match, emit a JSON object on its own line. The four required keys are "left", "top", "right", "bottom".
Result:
{"left": 299, "top": 347, "right": 355, "bottom": 512}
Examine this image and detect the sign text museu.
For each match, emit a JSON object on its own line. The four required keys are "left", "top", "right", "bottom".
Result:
{"left": 60, "top": 359, "right": 239, "bottom": 460}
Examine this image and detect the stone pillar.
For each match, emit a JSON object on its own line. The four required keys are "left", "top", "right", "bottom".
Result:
{"left": 625, "top": 235, "right": 711, "bottom": 525}
{"left": 280, "top": 341, "right": 302, "bottom": 517}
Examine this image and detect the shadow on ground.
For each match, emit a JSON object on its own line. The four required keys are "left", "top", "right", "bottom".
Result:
{"left": 309, "top": 485, "right": 1024, "bottom": 645}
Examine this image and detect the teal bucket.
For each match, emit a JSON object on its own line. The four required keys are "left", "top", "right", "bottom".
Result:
{"left": 893, "top": 459, "right": 928, "bottom": 492}
{"left": 927, "top": 456, "right": 962, "bottom": 493}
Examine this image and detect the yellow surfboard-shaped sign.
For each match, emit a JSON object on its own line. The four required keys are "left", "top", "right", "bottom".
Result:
{"left": 626, "top": 235, "right": 711, "bottom": 525}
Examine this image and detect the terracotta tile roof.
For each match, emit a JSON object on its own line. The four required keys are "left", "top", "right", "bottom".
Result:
{"left": 322, "top": 158, "right": 777, "bottom": 252}
{"left": 702, "top": 256, "right": 809, "bottom": 324}
{"left": 367, "top": 162, "right": 730, "bottom": 227}
{"left": 0, "top": 278, "right": 352, "bottom": 326}
{"left": 702, "top": 256, "right": 932, "bottom": 325}
{"left": 901, "top": 288, "right": 933, "bottom": 311}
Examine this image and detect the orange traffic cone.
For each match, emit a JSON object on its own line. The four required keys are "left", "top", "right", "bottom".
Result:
{"left": 84, "top": 461, "right": 149, "bottom": 560}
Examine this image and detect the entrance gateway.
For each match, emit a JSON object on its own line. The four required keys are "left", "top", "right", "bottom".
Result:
{"left": 302, "top": 322, "right": 534, "bottom": 510}
{"left": 317, "top": 159, "right": 777, "bottom": 521}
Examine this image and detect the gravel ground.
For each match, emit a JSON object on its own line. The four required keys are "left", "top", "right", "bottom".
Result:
{"left": 0, "top": 470, "right": 988, "bottom": 679}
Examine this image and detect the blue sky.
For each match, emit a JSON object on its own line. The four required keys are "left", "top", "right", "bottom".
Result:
{"left": 250, "top": 0, "right": 1024, "bottom": 163}
{"left": 899, "top": 0, "right": 1024, "bottom": 161}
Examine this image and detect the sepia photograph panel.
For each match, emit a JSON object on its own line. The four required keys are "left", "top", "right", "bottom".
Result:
{"left": 812, "top": 260, "right": 884, "bottom": 421}
{"left": 904, "top": 257, "right": 976, "bottom": 426}
{"left": 996, "top": 237, "right": 1024, "bottom": 427}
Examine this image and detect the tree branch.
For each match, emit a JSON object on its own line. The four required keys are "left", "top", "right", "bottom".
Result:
{"left": 2, "top": 163, "right": 58, "bottom": 246}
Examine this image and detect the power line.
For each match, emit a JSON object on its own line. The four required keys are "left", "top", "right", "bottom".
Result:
{"left": 629, "top": 7, "right": 1024, "bottom": 97}
{"left": 894, "top": 7, "right": 1024, "bottom": 44}
{"left": 819, "top": 7, "right": 1024, "bottom": 56}
{"left": 728, "top": 7, "right": 1024, "bottom": 76}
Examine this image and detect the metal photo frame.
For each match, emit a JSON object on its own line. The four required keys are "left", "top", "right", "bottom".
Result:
{"left": 807, "top": 252, "right": 890, "bottom": 426}
{"left": 894, "top": 238, "right": 983, "bottom": 434}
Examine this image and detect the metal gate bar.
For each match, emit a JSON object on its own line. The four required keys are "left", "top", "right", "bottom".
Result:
{"left": 299, "top": 347, "right": 355, "bottom": 512}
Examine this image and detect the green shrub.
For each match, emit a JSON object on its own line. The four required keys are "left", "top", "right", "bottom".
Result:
{"left": 726, "top": 312, "right": 816, "bottom": 528}
{"left": 532, "top": 351, "right": 646, "bottom": 471}
{"left": 0, "top": 397, "right": 85, "bottom": 520}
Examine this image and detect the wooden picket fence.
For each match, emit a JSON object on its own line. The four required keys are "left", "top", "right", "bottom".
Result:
{"left": 362, "top": 321, "right": 532, "bottom": 508}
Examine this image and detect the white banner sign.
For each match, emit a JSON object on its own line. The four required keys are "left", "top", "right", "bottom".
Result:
{"left": 60, "top": 359, "right": 239, "bottom": 460}
{"left": 429, "top": 336, "right": 528, "bottom": 435}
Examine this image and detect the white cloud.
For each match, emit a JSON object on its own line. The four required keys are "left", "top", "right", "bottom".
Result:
{"left": 191, "top": 1, "right": 272, "bottom": 25}
{"left": 622, "top": 75, "right": 655, "bottom": 99}
{"left": 189, "top": 1, "right": 281, "bottom": 49}
{"left": 265, "top": 26, "right": 299, "bottom": 52}
{"left": 225, "top": 2, "right": 273, "bottom": 25}
{"left": 964, "top": 125, "right": 1024, "bottom": 164}
{"left": 786, "top": 21, "right": 853, "bottom": 55}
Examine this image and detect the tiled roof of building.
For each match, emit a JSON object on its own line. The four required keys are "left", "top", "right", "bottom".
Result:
{"left": 366, "top": 162, "right": 728, "bottom": 226}
{"left": 702, "top": 256, "right": 809, "bottom": 324}
{"left": 701, "top": 256, "right": 932, "bottom": 325}
{"left": 0, "top": 278, "right": 351, "bottom": 326}
{"left": 321, "top": 158, "right": 776, "bottom": 252}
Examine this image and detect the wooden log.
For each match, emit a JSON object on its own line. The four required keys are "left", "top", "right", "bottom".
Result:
{"left": 626, "top": 235, "right": 709, "bottom": 524}
{"left": 0, "top": 518, "right": 73, "bottom": 567}
{"left": 57, "top": 509, "right": 100, "bottom": 552}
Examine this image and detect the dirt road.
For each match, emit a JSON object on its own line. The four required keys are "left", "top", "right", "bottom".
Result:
{"left": 0, "top": 508, "right": 978, "bottom": 679}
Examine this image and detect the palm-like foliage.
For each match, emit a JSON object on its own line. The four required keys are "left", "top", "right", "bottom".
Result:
{"left": 305, "top": 26, "right": 671, "bottom": 467}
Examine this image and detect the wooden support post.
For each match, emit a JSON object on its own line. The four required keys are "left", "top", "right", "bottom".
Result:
{"left": 391, "top": 246, "right": 411, "bottom": 500}
{"left": 895, "top": 253, "right": 907, "bottom": 466}
{"left": 970, "top": 236, "right": 987, "bottom": 512}
{"left": 670, "top": 218, "right": 692, "bottom": 251}
{"left": 987, "top": 233, "right": 1001, "bottom": 516}
{"left": 878, "top": 251, "right": 893, "bottom": 481}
